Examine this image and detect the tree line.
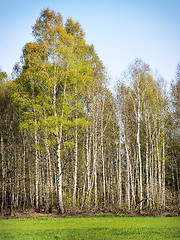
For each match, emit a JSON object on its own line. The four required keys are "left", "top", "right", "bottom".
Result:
{"left": 0, "top": 9, "right": 179, "bottom": 216}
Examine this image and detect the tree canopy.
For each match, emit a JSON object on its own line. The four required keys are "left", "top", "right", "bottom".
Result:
{"left": 0, "top": 9, "right": 179, "bottom": 216}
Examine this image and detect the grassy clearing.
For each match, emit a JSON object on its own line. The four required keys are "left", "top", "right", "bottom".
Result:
{"left": 0, "top": 215, "right": 179, "bottom": 239}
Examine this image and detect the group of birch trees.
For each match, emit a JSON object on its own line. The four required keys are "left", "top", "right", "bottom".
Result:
{"left": 0, "top": 9, "right": 179, "bottom": 215}
{"left": 116, "top": 60, "right": 167, "bottom": 212}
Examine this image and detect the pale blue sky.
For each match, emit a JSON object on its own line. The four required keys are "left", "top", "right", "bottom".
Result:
{"left": 0, "top": 0, "right": 179, "bottom": 89}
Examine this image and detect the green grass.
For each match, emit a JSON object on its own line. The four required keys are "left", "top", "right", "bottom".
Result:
{"left": 0, "top": 215, "right": 179, "bottom": 239}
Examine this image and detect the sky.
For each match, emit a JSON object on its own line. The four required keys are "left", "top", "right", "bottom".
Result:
{"left": 0, "top": 0, "right": 180, "bottom": 90}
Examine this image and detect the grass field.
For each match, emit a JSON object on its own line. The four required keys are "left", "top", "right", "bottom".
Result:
{"left": 0, "top": 215, "right": 179, "bottom": 239}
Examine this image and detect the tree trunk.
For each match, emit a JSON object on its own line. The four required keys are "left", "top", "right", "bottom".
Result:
{"left": 53, "top": 79, "right": 66, "bottom": 214}
{"left": 1, "top": 135, "right": 5, "bottom": 210}
{"left": 137, "top": 94, "right": 143, "bottom": 211}
{"left": 73, "top": 117, "right": 78, "bottom": 208}
{"left": 124, "top": 136, "right": 130, "bottom": 211}
{"left": 34, "top": 122, "right": 39, "bottom": 212}
{"left": 118, "top": 117, "right": 122, "bottom": 209}
{"left": 162, "top": 135, "right": 166, "bottom": 209}
{"left": 57, "top": 134, "right": 64, "bottom": 214}
{"left": 101, "top": 100, "right": 106, "bottom": 207}
{"left": 44, "top": 133, "right": 51, "bottom": 212}
{"left": 22, "top": 136, "right": 26, "bottom": 210}
{"left": 145, "top": 113, "right": 150, "bottom": 209}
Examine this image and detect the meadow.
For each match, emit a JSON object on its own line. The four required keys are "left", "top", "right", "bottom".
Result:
{"left": 0, "top": 215, "right": 179, "bottom": 239}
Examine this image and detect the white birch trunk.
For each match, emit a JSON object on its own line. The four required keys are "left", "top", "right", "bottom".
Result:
{"left": 101, "top": 100, "right": 106, "bottom": 207}
{"left": 118, "top": 115, "right": 122, "bottom": 208}
{"left": 34, "top": 120, "right": 39, "bottom": 212}
{"left": 1, "top": 135, "right": 5, "bottom": 210}
{"left": 137, "top": 92, "right": 143, "bottom": 211}
{"left": 124, "top": 136, "right": 131, "bottom": 211}
{"left": 94, "top": 124, "right": 98, "bottom": 209}
{"left": 146, "top": 136, "right": 149, "bottom": 207}
{"left": 44, "top": 133, "right": 51, "bottom": 212}
{"left": 22, "top": 137, "right": 26, "bottom": 210}
{"left": 86, "top": 125, "right": 91, "bottom": 194}
{"left": 73, "top": 117, "right": 78, "bottom": 208}
{"left": 53, "top": 83, "right": 65, "bottom": 214}
{"left": 162, "top": 135, "right": 166, "bottom": 208}
{"left": 57, "top": 133, "right": 64, "bottom": 214}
